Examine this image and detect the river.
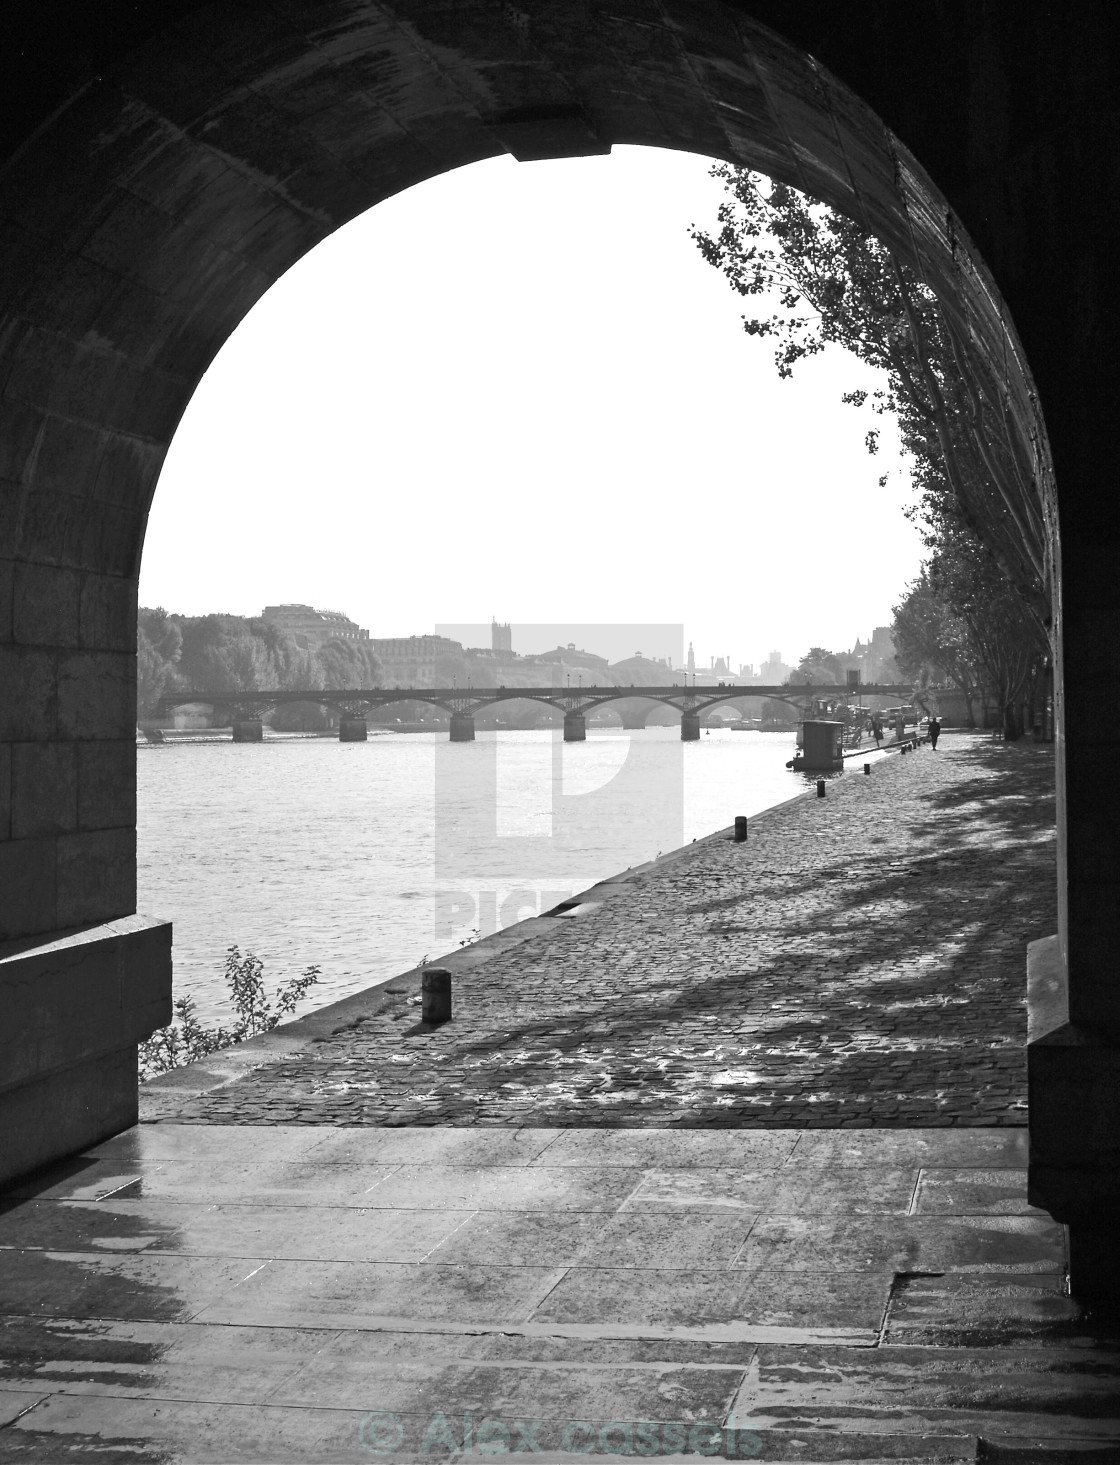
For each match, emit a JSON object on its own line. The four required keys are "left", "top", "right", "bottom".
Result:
{"left": 136, "top": 726, "right": 814, "bottom": 1027}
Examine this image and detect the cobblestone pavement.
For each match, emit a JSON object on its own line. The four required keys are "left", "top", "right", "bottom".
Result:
{"left": 157, "top": 733, "right": 1055, "bottom": 1129}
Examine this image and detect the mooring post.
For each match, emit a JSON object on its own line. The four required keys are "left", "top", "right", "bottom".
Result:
{"left": 816, "top": 779, "right": 826, "bottom": 798}
{"left": 864, "top": 763, "right": 871, "bottom": 775}
{"left": 734, "top": 815, "right": 747, "bottom": 842}
{"left": 422, "top": 967, "right": 452, "bottom": 1025}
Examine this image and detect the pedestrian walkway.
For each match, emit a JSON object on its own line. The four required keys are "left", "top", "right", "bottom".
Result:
{"left": 145, "top": 733, "right": 1056, "bottom": 1129}
{"left": 1, "top": 1124, "right": 1118, "bottom": 1460}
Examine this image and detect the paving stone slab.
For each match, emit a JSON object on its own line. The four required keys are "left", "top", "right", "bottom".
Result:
{"left": 0, "top": 1250, "right": 262, "bottom": 1323}
{"left": 913, "top": 1168, "right": 1044, "bottom": 1215}
{"left": 269, "top": 1348, "right": 747, "bottom": 1420}
{"left": 527, "top": 1267, "right": 892, "bottom": 1339}
{"left": 0, "top": 1317, "right": 329, "bottom": 1402}
{"left": 420, "top": 1209, "right": 762, "bottom": 1269}
{"left": 882, "top": 1272, "right": 1110, "bottom": 1348}
{"left": 300, "top": 1125, "right": 563, "bottom": 1167}
{"left": 126, "top": 1159, "right": 406, "bottom": 1206}
{"left": 792, "top": 1131, "right": 1031, "bottom": 1169}
{"left": 355, "top": 1163, "right": 647, "bottom": 1212}
{"left": 0, "top": 1387, "right": 47, "bottom": 1428}
{"left": 190, "top": 1258, "right": 571, "bottom": 1331}
{"left": 732, "top": 1343, "right": 1120, "bottom": 1442}
{"left": 533, "top": 1131, "right": 801, "bottom": 1168}
{"left": 48, "top": 1199, "right": 468, "bottom": 1263}
{"left": 618, "top": 1167, "right": 920, "bottom": 1215}
{"left": 731, "top": 1215, "right": 1065, "bottom": 1274}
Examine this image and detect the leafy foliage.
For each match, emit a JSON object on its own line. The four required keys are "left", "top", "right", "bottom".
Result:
{"left": 788, "top": 647, "right": 844, "bottom": 685}
{"left": 137, "top": 609, "right": 382, "bottom": 727}
{"left": 692, "top": 167, "right": 1050, "bottom": 737}
{"left": 138, "top": 946, "right": 322, "bottom": 1080}
{"left": 692, "top": 168, "right": 1049, "bottom": 609}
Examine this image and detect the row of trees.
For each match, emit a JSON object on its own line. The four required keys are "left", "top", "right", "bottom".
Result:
{"left": 138, "top": 609, "right": 382, "bottom": 728}
{"left": 693, "top": 169, "right": 1050, "bottom": 738}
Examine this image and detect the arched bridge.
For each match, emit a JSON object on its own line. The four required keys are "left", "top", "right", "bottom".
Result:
{"left": 156, "top": 685, "right": 913, "bottom": 742}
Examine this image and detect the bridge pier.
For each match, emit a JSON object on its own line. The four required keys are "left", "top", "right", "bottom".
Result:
{"left": 339, "top": 715, "right": 367, "bottom": 742}
{"left": 232, "top": 718, "right": 263, "bottom": 742}
{"left": 563, "top": 711, "right": 586, "bottom": 742}
{"left": 450, "top": 712, "right": 475, "bottom": 742}
{"left": 681, "top": 712, "right": 701, "bottom": 741}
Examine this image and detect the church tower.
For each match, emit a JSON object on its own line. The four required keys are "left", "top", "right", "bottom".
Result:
{"left": 687, "top": 641, "right": 695, "bottom": 674}
{"left": 491, "top": 619, "right": 512, "bottom": 654}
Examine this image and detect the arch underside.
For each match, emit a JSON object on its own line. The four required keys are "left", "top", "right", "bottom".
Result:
{"left": 4, "top": 1, "right": 1119, "bottom": 1300}
{"left": 0, "top": 2, "right": 1049, "bottom": 616}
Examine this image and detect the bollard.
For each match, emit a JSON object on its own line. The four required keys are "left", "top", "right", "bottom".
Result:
{"left": 864, "top": 763, "right": 871, "bottom": 775}
{"left": 734, "top": 815, "right": 747, "bottom": 843}
{"left": 816, "top": 779, "right": 826, "bottom": 798}
{"left": 422, "top": 967, "right": 452, "bottom": 1025}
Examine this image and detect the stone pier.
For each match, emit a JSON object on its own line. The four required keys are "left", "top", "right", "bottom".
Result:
{"left": 231, "top": 718, "right": 263, "bottom": 742}
{"left": 449, "top": 713, "right": 475, "bottom": 742}
{"left": 681, "top": 711, "right": 701, "bottom": 741}
{"left": 563, "top": 711, "right": 586, "bottom": 742}
{"left": 338, "top": 715, "right": 367, "bottom": 742}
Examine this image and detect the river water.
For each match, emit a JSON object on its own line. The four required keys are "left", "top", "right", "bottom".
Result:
{"left": 137, "top": 726, "right": 814, "bottom": 1027}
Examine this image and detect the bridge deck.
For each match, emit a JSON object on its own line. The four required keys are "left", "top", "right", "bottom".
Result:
{"left": 157, "top": 684, "right": 914, "bottom": 713}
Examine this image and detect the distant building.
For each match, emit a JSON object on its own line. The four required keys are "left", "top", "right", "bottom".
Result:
{"left": 609, "top": 652, "right": 676, "bottom": 687}
{"left": 262, "top": 603, "right": 368, "bottom": 649}
{"left": 757, "top": 650, "right": 793, "bottom": 684}
{"left": 846, "top": 627, "right": 899, "bottom": 683}
{"left": 370, "top": 634, "right": 464, "bottom": 687}
{"left": 492, "top": 619, "right": 512, "bottom": 653}
{"left": 531, "top": 643, "right": 611, "bottom": 679}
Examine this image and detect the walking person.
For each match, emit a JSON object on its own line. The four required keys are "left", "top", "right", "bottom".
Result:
{"left": 871, "top": 715, "right": 883, "bottom": 748}
{"left": 928, "top": 716, "right": 942, "bottom": 750}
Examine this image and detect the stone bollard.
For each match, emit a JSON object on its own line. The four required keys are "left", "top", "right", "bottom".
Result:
{"left": 816, "top": 779, "right": 826, "bottom": 798}
{"left": 422, "top": 967, "right": 452, "bottom": 1025}
{"left": 734, "top": 815, "right": 747, "bottom": 842}
{"left": 864, "top": 763, "right": 871, "bottom": 775}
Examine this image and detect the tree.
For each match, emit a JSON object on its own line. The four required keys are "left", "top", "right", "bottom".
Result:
{"left": 892, "top": 569, "right": 982, "bottom": 726}
{"left": 692, "top": 167, "right": 1051, "bottom": 737}
{"left": 137, "top": 607, "right": 182, "bottom": 719}
{"left": 788, "top": 647, "right": 843, "bottom": 685}
{"left": 691, "top": 168, "right": 1050, "bottom": 629}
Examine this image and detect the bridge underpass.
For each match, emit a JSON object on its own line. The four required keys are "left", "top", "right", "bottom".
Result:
{"left": 157, "top": 685, "right": 914, "bottom": 742}
{"left": 2, "top": 0, "right": 1117, "bottom": 1311}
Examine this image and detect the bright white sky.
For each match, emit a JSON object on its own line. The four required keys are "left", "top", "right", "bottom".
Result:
{"left": 140, "top": 145, "right": 924, "bottom": 672}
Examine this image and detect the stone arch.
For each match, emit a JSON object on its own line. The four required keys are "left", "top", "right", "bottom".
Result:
{"left": 1, "top": 1, "right": 1114, "bottom": 1296}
